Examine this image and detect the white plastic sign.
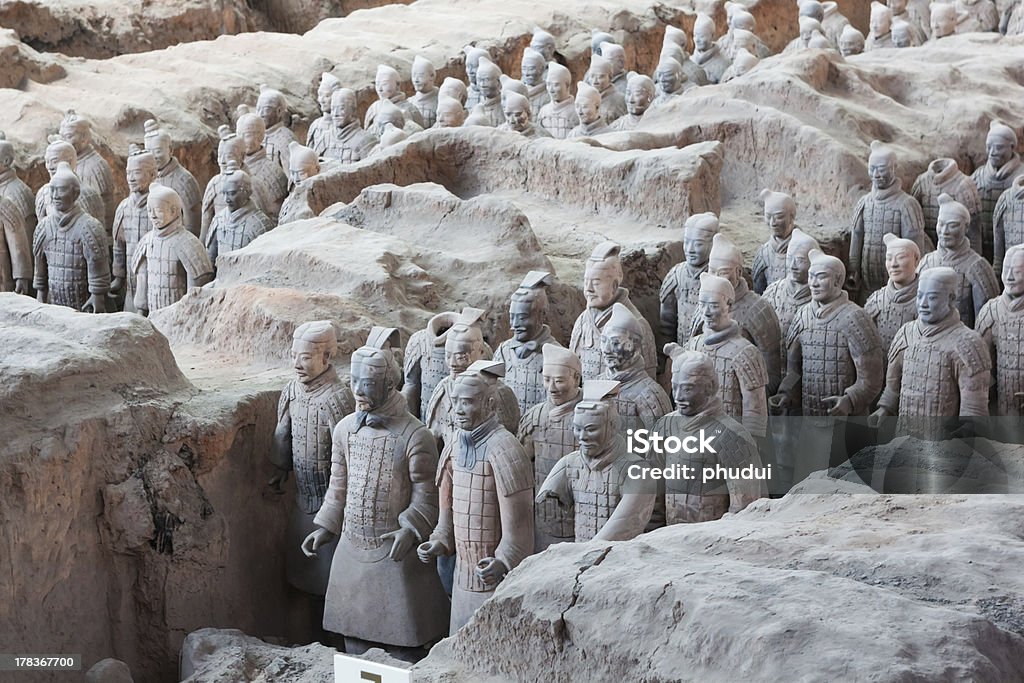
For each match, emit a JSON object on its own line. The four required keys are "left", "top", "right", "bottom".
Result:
{"left": 335, "top": 654, "right": 412, "bottom": 683}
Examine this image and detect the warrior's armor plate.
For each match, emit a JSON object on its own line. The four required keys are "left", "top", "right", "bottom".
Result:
{"left": 993, "top": 177, "right": 1024, "bottom": 272}
{"left": 762, "top": 278, "right": 811, "bottom": 375}
{"left": 911, "top": 161, "right": 982, "bottom": 249}
{"left": 494, "top": 329, "right": 559, "bottom": 414}
{"left": 609, "top": 370, "right": 673, "bottom": 433}
{"left": 76, "top": 147, "right": 115, "bottom": 225}
{"left": 131, "top": 222, "right": 213, "bottom": 311}
{"left": 322, "top": 121, "right": 379, "bottom": 165}
{"left": 525, "top": 84, "right": 550, "bottom": 120}
{"left": 537, "top": 99, "right": 580, "bottom": 140}
{"left": 244, "top": 149, "right": 288, "bottom": 220}
{"left": 518, "top": 397, "right": 580, "bottom": 548}
{"left": 972, "top": 156, "right": 1023, "bottom": 261}
{"left": 32, "top": 208, "right": 109, "bottom": 309}
{"left": 264, "top": 123, "right": 296, "bottom": 171}
{"left": 411, "top": 90, "right": 439, "bottom": 129}
{"left": 851, "top": 184, "right": 928, "bottom": 292}
{"left": 112, "top": 192, "right": 151, "bottom": 301}
{"left": 0, "top": 169, "right": 36, "bottom": 242}
{"left": 153, "top": 158, "right": 202, "bottom": 236}
{"left": 751, "top": 236, "right": 790, "bottom": 294}
{"left": 0, "top": 197, "right": 29, "bottom": 291}
{"left": 200, "top": 168, "right": 273, "bottom": 241}
{"left": 977, "top": 294, "right": 1024, "bottom": 416}
{"left": 864, "top": 279, "right": 919, "bottom": 357}
{"left": 687, "top": 328, "right": 768, "bottom": 435}
{"left": 206, "top": 202, "right": 274, "bottom": 264}
{"left": 306, "top": 116, "right": 332, "bottom": 158}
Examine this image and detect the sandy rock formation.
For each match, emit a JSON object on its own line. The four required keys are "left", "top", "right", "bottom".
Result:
{"left": 0, "top": 27, "right": 65, "bottom": 89}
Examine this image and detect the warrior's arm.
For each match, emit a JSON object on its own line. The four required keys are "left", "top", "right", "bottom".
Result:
{"left": 493, "top": 487, "right": 535, "bottom": 573}
{"left": 269, "top": 396, "right": 293, "bottom": 472}
{"left": 312, "top": 424, "right": 348, "bottom": 535}
{"left": 877, "top": 333, "right": 907, "bottom": 414}
{"left": 959, "top": 365, "right": 991, "bottom": 417}
{"left": 535, "top": 457, "right": 572, "bottom": 507}
{"left": 133, "top": 253, "right": 149, "bottom": 312}
{"left": 3, "top": 208, "right": 31, "bottom": 282}
{"left": 658, "top": 270, "right": 679, "bottom": 342}
{"left": 427, "top": 457, "right": 455, "bottom": 555}
{"left": 399, "top": 427, "right": 441, "bottom": 541}
{"left": 594, "top": 491, "right": 655, "bottom": 542}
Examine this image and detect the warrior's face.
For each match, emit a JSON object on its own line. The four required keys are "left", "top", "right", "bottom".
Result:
{"left": 60, "top": 125, "right": 89, "bottom": 153}
{"left": 787, "top": 250, "right": 811, "bottom": 285}
{"left": 521, "top": 60, "right": 542, "bottom": 87}
{"left": 451, "top": 378, "right": 492, "bottom": 431}
{"left": 509, "top": 299, "right": 542, "bottom": 342}
{"left": 808, "top": 264, "right": 842, "bottom": 303}
{"left": 655, "top": 65, "right": 680, "bottom": 94}
{"left": 885, "top": 246, "right": 918, "bottom": 286}
{"left": 936, "top": 215, "right": 967, "bottom": 250}
{"left": 531, "top": 36, "right": 555, "bottom": 62}
{"left": 1003, "top": 251, "right": 1024, "bottom": 298}
{"left": 582, "top": 264, "right": 618, "bottom": 308}
{"left": 292, "top": 340, "right": 330, "bottom": 384}
{"left": 412, "top": 64, "right": 435, "bottom": 93}
{"left": 683, "top": 231, "right": 714, "bottom": 267}
{"left": 694, "top": 29, "right": 713, "bottom": 52}
{"left": 575, "top": 97, "right": 600, "bottom": 125}
{"left": 987, "top": 138, "right": 1014, "bottom": 169}
{"left": 672, "top": 372, "right": 714, "bottom": 416}
{"left": 375, "top": 74, "right": 399, "bottom": 101}
{"left": 543, "top": 364, "right": 580, "bottom": 406}
{"left": 50, "top": 175, "right": 80, "bottom": 213}
{"left": 45, "top": 148, "right": 73, "bottom": 178}
{"left": 599, "top": 328, "right": 638, "bottom": 372}
{"left": 331, "top": 96, "right": 356, "bottom": 128}
{"left": 126, "top": 158, "right": 156, "bottom": 194}
{"left": 351, "top": 362, "right": 389, "bottom": 412}
{"left": 588, "top": 67, "right": 611, "bottom": 92}
{"left": 869, "top": 160, "right": 895, "bottom": 190}
{"left": 148, "top": 197, "right": 178, "bottom": 231}
{"left": 238, "top": 120, "right": 264, "bottom": 155}
{"left": 709, "top": 262, "right": 741, "bottom": 289}
{"left": 317, "top": 86, "right": 334, "bottom": 115}
{"left": 435, "top": 104, "right": 465, "bottom": 128}
{"left": 916, "top": 279, "right": 955, "bottom": 325}
{"left": 698, "top": 291, "right": 731, "bottom": 332}
{"left": 625, "top": 82, "right": 652, "bottom": 117}
{"left": 546, "top": 74, "right": 569, "bottom": 102}
{"left": 765, "top": 207, "right": 794, "bottom": 238}
{"left": 258, "top": 99, "right": 283, "bottom": 128}
{"left": 503, "top": 100, "right": 531, "bottom": 132}
{"left": 477, "top": 72, "right": 500, "bottom": 99}
{"left": 445, "top": 338, "right": 482, "bottom": 375}
{"left": 221, "top": 174, "right": 251, "bottom": 212}
{"left": 144, "top": 137, "right": 171, "bottom": 168}
{"left": 572, "top": 407, "right": 613, "bottom": 459}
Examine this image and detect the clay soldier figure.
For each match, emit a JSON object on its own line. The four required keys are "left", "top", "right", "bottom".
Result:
{"left": 369, "top": 100, "right": 421, "bottom": 140}
{"left": 720, "top": 49, "right": 761, "bottom": 83}
{"left": 410, "top": 56, "right": 440, "bottom": 128}
{"left": 865, "top": 233, "right": 921, "bottom": 356}
{"left": 131, "top": 186, "right": 213, "bottom": 314}
{"left": 279, "top": 142, "right": 319, "bottom": 225}
{"left": 256, "top": 85, "right": 295, "bottom": 171}
{"left": 463, "top": 47, "right": 489, "bottom": 111}
{"left": 890, "top": 19, "right": 914, "bottom": 47}
{"left": 917, "top": 194, "right": 999, "bottom": 328}
{"left": 60, "top": 110, "right": 114, "bottom": 226}
{"left": 567, "top": 82, "right": 610, "bottom": 138}
{"left": 304, "top": 327, "right": 449, "bottom": 649}
{"left": 719, "top": 8, "right": 771, "bottom": 58}
{"left": 499, "top": 76, "right": 529, "bottom": 108}
{"left": 323, "top": 88, "right": 379, "bottom": 165}
{"left": 470, "top": 58, "right": 504, "bottom": 127}
{"left": 537, "top": 63, "right": 579, "bottom": 139}
{"left": 144, "top": 119, "right": 201, "bottom": 237}
{"left": 434, "top": 96, "right": 467, "bottom": 128}
{"left": 200, "top": 126, "right": 272, "bottom": 242}
{"left": 608, "top": 74, "right": 655, "bottom": 132}
{"left": 839, "top": 25, "right": 866, "bottom": 55}
{"left": 536, "top": 380, "right": 655, "bottom": 541}
{"left": 494, "top": 271, "right": 560, "bottom": 413}
{"left": 650, "top": 59, "right": 688, "bottom": 109}
{"left": 32, "top": 162, "right": 110, "bottom": 312}
{"left": 692, "top": 14, "right": 731, "bottom": 84}
{"left": 763, "top": 228, "right": 820, "bottom": 377}
{"left": 848, "top": 141, "right": 928, "bottom": 295}
{"left": 911, "top": 158, "right": 982, "bottom": 252}
{"left": 890, "top": 0, "right": 929, "bottom": 41}
{"left": 955, "top": 0, "right": 999, "bottom": 32}
{"left": 571, "top": 241, "right": 657, "bottom": 380}
{"left": 0, "top": 194, "right": 29, "bottom": 294}
{"left": 822, "top": 1, "right": 853, "bottom": 43}
{"left": 0, "top": 133, "right": 36, "bottom": 243}
{"left": 866, "top": 2, "right": 894, "bottom": 49}
{"left": 977, "top": 245, "right": 1024, "bottom": 416}
{"left": 205, "top": 162, "right": 274, "bottom": 268}
{"left": 772, "top": 250, "right": 884, "bottom": 416}
{"left": 306, "top": 73, "right": 342, "bottom": 158}
{"left": 36, "top": 137, "right": 105, "bottom": 226}
{"left": 872, "top": 267, "right": 990, "bottom": 437}
{"left": 660, "top": 212, "right": 720, "bottom": 345}
{"left": 587, "top": 53, "right": 627, "bottom": 123}
{"left": 598, "top": 42, "right": 628, "bottom": 95}
{"left": 418, "top": 360, "right": 534, "bottom": 634}
{"left": 657, "top": 346, "right": 765, "bottom": 523}
{"left": 518, "top": 345, "right": 582, "bottom": 551}
{"left": 403, "top": 307, "right": 487, "bottom": 422}
{"left": 237, "top": 112, "right": 288, "bottom": 222}
{"left": 994, "top": 175, "right": 1024, "bottom": 273}
{"left": 530, "top": 29, "right": 557, "bottom": 73}
{"left": 438, "top": 77, "right": 468, "bottom": 108}
{"left": 520, "top": 48, "right": 550, "bottom": 118}
{"left": 269, "top": 321, "right": 354, "bottom": 599}
{"left": 929, "top": 3, "right": 960, "bottom": 40}
{"left": 600, "top": 303, "right": 673, "bottom": 432}
{"left": 752, "top": 189, "right": 798, "bottom": 294}
{"left": 365, "top": 65, "right": 425, "bottom": 132}
{"left": 660, "top": 37, "right": 709, "bottom": 87}
{"left": 686, "top": 273, "right": 769, "bottom": 437}
{"left": 973, "top": 121, "right": 1024, "bottom": 262}
{"left": 111, "top": 146, "right": 158, "bottom": 311}
{"left": 497, "top": 91, "right": 551, "bottom": 139}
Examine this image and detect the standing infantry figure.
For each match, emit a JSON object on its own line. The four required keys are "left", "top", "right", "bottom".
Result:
{"left": 323, "top": 88, "right": 379, "bottom": 165}
{"left": 497, "top": 91, "right": 551, "bottom": 138}
{"left": 531, "top": 29, "right": 557, "bottom": 73}
{"left": 660, "top": 212, "right": 720, "bottom": 345}
{"left": 268, "top": 321, "right": 355, "bottom": 598}
{"left": 33, "top": 162, "right": 110, "bottom": 312}
{"left": 111, "top": 146, "right": 158, "bottom": 311}
{"left": 205, "top": 162, "right": 274, "bottom": 269}
{"left": 0, "top": 132, "right": 36, "bottom": 243}
{"left": 410, "top": 56, "right": 440, "bottom": 128}
{"left": 773, "top": 250, "right": 884, "bottom": 416}
{"left": 237, "top": 112, "right": 288, "bottom": 222}
{"left": 144, "top": 120, "right": 202, "bottom": 237}
{"left": 848, "top": 140, "right": 928, "bottom": 294}
{"left": 36, "top": 137, "right": 105, "bottom": 226}
{"left": 568, "top": 82, "right": 610, "bottom": 138}
{"left": 692, "top": 14, "right": 731, "bottom": 84}
{"left": 304, "top": 327, "right": 449, "bottom": 649}
{"left": 571, "top": 241, "right": 657, "bottom": 380}
{"left": 865, "top": 233, "right": 921, "bottom": 357}
{"left": 650, "top": 59, "right": 688, "bottom": 109}
{"left": 470, "top": 58, "right": 504, "bottom": 127}
{"left": 518, "top": 345, "right": 582, "bottom": 551}
{"left": 866, "top": 2, "right": 894, "bottom": 49}
{"left": 978, "top": 245, "right": 1024, "bottom": 416}
{"left": 929, "top": 3, "right": 959, "bottom": 40}
{"left": 537, "top": 63, "right": 579, "bottom": 139}
{"left": 824, "top": 2, "right": 854, "bottom": 44}
{"left": 687, "top": 273, "right": 769, "bottom": 436}
{"left": 200, "top": 126, "right": 272, "bottom": 242}
{"left": 494, "top": 271, "right": 560, "bottom": 413}
{"left": 463, "top": 47, "right": 489, "bottom": 111}
{"left": 917, "top": 194, "right": 999, "bottom": 328}
{"left": 600, "top": 42, "right": 629, "bottom": 95}
{"left": 438, "top": 77, "right": 468, "bottom": 108}
{"left": 279, "top": 142, "right": 320, "bottom": 225}
{"left": 911, "top": 158, "right": 982, "bottom": 252}
{"left": 973, "top": 121, "right": 1024, "bottom": 262}
{"left": 753, "top": 189, "right": 798, "bottom": 294}
{"left": 307, "top": 73, "right": 342, "bottom": 157}
{"left": 365, "top": 65, "right": 426, "bottom": 131}
{"left": 839, "top": 25, "right": 866, "bottom": 55}
{"left": 536, "top": 380, "right": 656, "bottom": 541}
{"left": 657, "top": 346, "right": 765, "bottom": 523}
{"left": 256, "top": 85, "right": 295, "bottom": 171}
{"left": 131, "top": 187, "right": 212, "bottom": 314}
{"left": 60, "top": 110, "right": 115, "bottom": 226}
{"left": 994, "top": 175, "right": 1024, "bottom": 273}
{"left": 0, "top": 193, "right": 29, "bottom": 294}
{"left": 608, "top": 74, "right": 655, "bottom": 132}
{"left": 418, "top": 360, "right": 534, "bottom": 635}
{"left": 600, "top": 303, "right": 673, "bottom": 432}
{"left": 763, "top": 228, "right": 819, "bottom": 377}
{"left": 520, "top": 48, "right": 550, "bottom": 118}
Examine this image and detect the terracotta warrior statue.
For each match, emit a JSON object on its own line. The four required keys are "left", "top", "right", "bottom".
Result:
{"left": 144, "top": 119, "right": 201, "bottom": 237}
{"left": 661, "top": 35, "right": 709, "bottom": 87}
{"left": 848, "top": 140, "right": 928, "bottom": 294}
{"left": 720, "top": 48, "right": 759, "bottom": 83}
{"left": 911, "top": 158, "right": 982, "bottom": 252}
{"left": 279, "top": 142, "right": 319, "bottom": 225}
{"left": 866, "top": 2, "right": 893, "bottom": 49}
{"left": 131, "top": 185, "right": 213, "bottom": 314}
{"left": 410, "top": 56, "right": 440, "bottom": 128}
{"left": 865, "top": 233, "right": 920, "bottom": 357}
{"left": 692, "top": 13, "right": 731, "bottom": 84}
{"left": 719, "top": 7, "right": 771, "bottom": 58}
{"left": 977, "top": 244, "right": 1024, "bottom": 416}
{"left": 323, "top": 88, "right": 378, "bottom": 164}
{"left": 499, "top": 75, "right": 529, "bottom": 106}
{"left": 872, "top": 267, "right": 990, "bottom": 432}
{"left": 571, "top": 241, "right": 657, "bottom": 380}
{"left": 497, "top": 91, "right": 551, "bottom": 138}
{"left": 494, "top": 271, "right": 560, "bottom": 413}
{"left": 929, "top": 3, "right": 960, "bottom": 40}
{"left": 973, "top": 121, "right": 1023, "bottom": 262}
{"left": 537, "top": 63, "right": 579, "bottom": 139}
{"left": 365, "top": 65, "right": 425, "bottom": 132}
{"left": 586, "top": 53, "right": 627, "bottom": 123}
{"left": 763, "top": 228, "right": 820, "bottom": 378}
{"left": 752, "top": 189, "right": 798, "bottom": 294}
{"left": 36, "top": 137, "right": 104, "bottom": 226}
{"left": 686, "top": 273, "right": 769, "bottom": 437}
{"left": 200, "top": 126, "right": 272, "bottom": 241}
{"left": 463, "top": 47, "right": 490, "bottom": 111}
{"left": 822, "top": 1, "right": 854, "bottom": 44}
{"left": 785, "top": 1, "right": 826, "bottom": 52}
{"left": 530, "top": 28, "right": 557, "bottom": 73}
{"left": 256, "top": 85, "right": 295, "bottom": 171}
{"left": 838, "top": 25, "right": 866, "bottom": 56}
{"left": 306, "top": 73, "right": 341, "bottom": 157}
{"left": 660, "top": 212, "right": 720, "bottom": 345}
{"left": 205, "top": 162, "right": 274, "bottom": 268}
{"left": 518, "top": 345, "right": 582, "bottom": 551}
{"left": 890, "top": 0, "right": 930, "bottom": 41}
{"left": 567, "top": 81, "right": 610, "bottom": 138}
{"left": 954, "top": 0, "right": 999, "bottom": 33}
{"left": 111, "top": 146, "right": 158, "bottom": 311}
{"left": 520, "top": 47, "right": 550, "bottom": 117}
{"left": 598, "top": 42, "right": 627, "bottom": 95}
{"left": 60, "top": 110, "right": 114, "bottom": 226}
{"left": 772, "top": 250, "right": 884, "bottom": 416}
{"left": 236, "top": 111, "right": 288, "bottom": 221}
{"left": 0, "top": 194, "right": 29, "bottom": 294}
{"left": 600, "top": 303, "right": 673, "bottom": 433}
{"left": 0, "top": 132, "right": 36, "bottom": 244}
{"left": 994, "top": 175, "right": 1024, "bottom": 273}
{"left": 438, "top": 77, "right": 468, "bottom": 108}
{"left": 608, "top": 74, "right": 655, "bottom": 132}
{"left": 32, "top": 162, "right": 110, "bottom": 312}
{"left": 650, "top": 59, "right": 688, "bottom": 109}
{"left": 418, "top": 360, "right": 534, "bottom": 635}
{"left": 657, "top": 346, "right": 765, "bottom": 524}
{"left": 434, "top": 96, "right": 467, "bottom": 128}
{"left": 369, "top": 100, "right": 421, "bottom": 140}
{"left": 890, "top": 19, "right": 914, "bottom": 47}
{"left": 470, "top": 58, "right": 504, "bottom": 127}
{"left": 591, "top": 30, "right": 615, "bottom": 55}
{"left": 303, "top": 327, "right": 449, "bottom": 649}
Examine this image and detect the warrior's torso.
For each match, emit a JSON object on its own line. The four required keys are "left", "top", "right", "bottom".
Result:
{"left": 609, "top": 370, "right": 672, "bottom": 433}
{"left": 855, "top": 185, "right": 925, "bottom": 291}
{"left": 154, "top": 159, "right": 201, "bottom": 234}
{"left": 33, "top": 210, "right": 108, "bottom": 309}
{"left": 752, "top": 238, "right": 789, "bottom": 292}
{"left": 494, "top": 332, "right": 557, "bottom": 413}
{"left": 662, "top": 261, "right": 706, "bottom": 343}
{"left": 264, "top": 124, "right": 296, "bottom": 171}
{"left": 791, "top": 301, "right": 874, "bottom": 416}
{"left": 537, "top": 99, "right": 579, "bottom": 140}
{"left": 762, "top": 278, "right": 811, "bottom": 371}
{"left": 977, "top": 295, "right": 1024, "bottom": 416}
{"left": 134, "top": 225, "right": 212, "bottom": 311}
{"left": 306, "top": 116, "right": 332, "bottom": 157}
{"left": 112, "top": 192, "right": 151, "bottom": 283}
{"left": 687, "top": 330, "right": 767, "bottom": 421}
{"left": 245, "top": 150, "right": 288, "bottom": 217}
{"left": 864, "top": 280, "right": 918, "bottom": 354}
{"left": 562, "top": 449, "right": 640, "bottom": 542}
{"left": 323, "top": 121, "right": 378, "bottom": 164}
{"left": 411, "top": 90, "right": 439, "bottom": 129}
{"left": 892, "top": 321, "right": 989, "bottom": 417}
{"left": 209, "top": 203, "right": 273, "bottom": 256}
{"left": 520, "top": 399, "right": 579, "bottom": 542}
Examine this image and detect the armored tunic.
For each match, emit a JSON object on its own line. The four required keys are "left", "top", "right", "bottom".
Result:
{"left": 411, "top": 89, "right": 440, "bottom": 129}
{"left": 403, "top": 327, "right": 452, "bottom": 422}
{"left": 762, "top": 278, "right": 811, "bottom": 376}
{"left": 264, "top": 123, "right": 295, "bottom": 171}
{"left": 993, "top": 176, "right": 1024, "bottom": 273}
{"left": 0, "top": 197, "right": 30, "bottom": 291}
{"left": 611, "top": 72, "right": 627, "bottom": 95}
{"left": 32, "top": 207, "right": 110, "bottom": 309}
{"left": 306, "top": 115, "right": 332, "bottom": 158}
{"left": 911, "top": 159, "right": 982, "bottom": 251}
{"left": 605, "top": 363, "right": 673, "bottom": 433}
{"left": 426, "top": 374, "right": 521, "bottom": 450}
{"left": 651, "top": 86, "right": 685, "bottom": 110}
{"left": 518, "top": 394, "right": 580, "bottom": 550}
{"left": 278, "top": 188, "right": 314, "bottom": 226}
{"left": 850, "top": 182, "right": 929, "bottom": 292}
{"left": 322, "top": 121, "right": 379, "bottom": 165}
{"left": 199, "top": 168, "right": 273, "bottom": 242}
{"left": 131, "top": 219, "right": 213, "bottom": 312}
{"left": 472, "top": 97, "right": 504, "bottom": 127}
{"left": 537, "top": 99, "right": 580, "bottom": 139}
{"left": 752, "top": 235, "right": 791, "bottom": 294}
{"left": 918, "top": 245, "right": 999, "bottom": 329}
{"left": 153, "top": 158, "right": 202, "bottom": 237}
{"left": 954, "top": 0, "right": 999, "bottom": 32}
{"left": 977, "top": 293, "right": 1024, "bottom": 416}
{"left": 112, "top": 191, "right": 151, "bottom": 306}
{"left": 866, "top": 32, "right": 892, "bottom": 50}
{"left": 598, "top": 86, "right": 627, "bottom": 124}
{"left": 571, "top": 288, "right": 658, "bottom": 381}
{"left": 493, "top": 326, "right": 559, "bottom": 413}
{"left": 245, "top": 149, "right": 288, "bottom": 221}
{"left": 660, "top": 261, "right": 708, "bottom": 344}
{"left": 35, "top": 182, "right": 105, "bottom": 228}
{"left": 364, "top": 93, "right": 426, "bottom": 130}
{"left": 315, "top": 391, "right": 449, "bottom": 644}
{"left": 205, "top": 202, "right": 274, "bottom": 265}
{"left": 865, "top": 278, "right": 919, "bottom": 356}
{"left": 76, "top": 146, "right": 115, "bottom": 226}
{"left": 465, "top": 84, "right": 482, "bottom": 111}
{"left": 567, "top": 118, "right": 611, "bottom": 138}
{"left": 972, "top": 155, "right": 1024, "bottom": 261}
{"left": 687, "top": 322, "right": 769, "bottom": 437}
{"left": 0, "top": 168, "right": 36, "bottom": 243}
{"left": 692, "top": 47, "right": 731, "bottom": 84}
{"left": 608, "top": 113, "right": 645, "bottom": 132}
{"left": 525, "top": 83, "right": 550, "bottom": 119}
